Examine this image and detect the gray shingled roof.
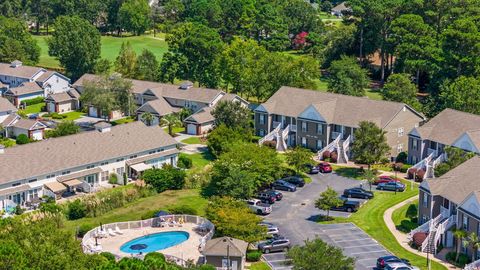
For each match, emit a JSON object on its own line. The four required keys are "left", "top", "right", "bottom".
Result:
{"left": 259, "top": 86, "right": 423, "bottom": 128}
{"left": 11, "top": 118, "right": 44, "bottom": 130}
{"left": 0, "top": 122, "right": 178, "bottom": 184}
{"left": 137, "top": 98, "right": 177, "bottom": 116}
{"left": 6, "top": 82, "right": 43, "bottom": 96}
{"left": 184, "top": 107, "right": 215, "bottom": 124}
{"left": 0, "top": 97, "right": 16, "bottom": 113}
{"left": 412, "top": 109, "right": 480, "bottom": 147}
{"left": 0, "top": 62, "right": 43, "bottom": 79}
{"left": 204, "top": 237, "right": 248, "bottom": 257}
{"left": 422, "top": 156, "right": 480, "bottom": 204}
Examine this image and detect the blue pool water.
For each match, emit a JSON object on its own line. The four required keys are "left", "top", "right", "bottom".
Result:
{"left": 120, "top": 231, "right": 190, "bottom": 254}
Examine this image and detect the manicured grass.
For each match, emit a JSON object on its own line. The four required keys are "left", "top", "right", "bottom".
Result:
{"left": 163, "top": 126, "right": 185, "bottom": 135}
{"left": 331, "top": 165, "right": 364, "bottom": 180}
{"left": 319, "top": 181, "right": 445, "bottom": 270}
{"left": 33, "top": 34, "right": 169, "bottom": 70}
{"left": 64, "top": 189, "right": 207, "bottom": 232}
{"left": 392, "top": 201, "right": 419, "bottom": 233}
{"left": 314, "top": 76, "right": 383, "bottom": 101}
{"left": 23, "top": 103, "right": 44, "bottom": 114}
{"left": 181, "top": 152, "right": 215, "bottom": 171}
{"left": 111, "top": 116, "right": 135, "bottom": 125}
{"left": 318, "top": 12, "right": 338, "bottom": 20}
{"left": 60, "top": 111, "right": 86, "bottom": 121}
{"left": 247, "top": 262, "right": 271, "bottom": 270}
{"left": 181, "top": 137, "right": 204, "bottom": 145}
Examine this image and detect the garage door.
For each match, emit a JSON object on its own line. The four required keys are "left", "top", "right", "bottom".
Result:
{"left": 48, "top": 102, "right": 56, "bottom": 113}
{"left": 88, "top": 107, "right": 98, "bottom": 118}
{"left": 187, "top": 124, "right": 197, "bottom": 135}
{"left": 31, "top": 130, "right": 43, "bottom": 140}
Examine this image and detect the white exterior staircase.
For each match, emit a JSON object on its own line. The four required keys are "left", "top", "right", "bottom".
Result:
{"left": 408, "top": 211, "right": 456, "bottom": 255}
{"left": 258, "top": 123, "right": 289, "bottom": 152}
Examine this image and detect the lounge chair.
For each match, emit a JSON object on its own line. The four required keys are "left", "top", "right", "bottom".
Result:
{"left": 97, "top": 229, "right": 108, "bottom": 238}
{"left": 115, "top": 226, "right": 123, "bottom": 235}
{"left": 108, "top": 228, "right": 116, "bottom": 236}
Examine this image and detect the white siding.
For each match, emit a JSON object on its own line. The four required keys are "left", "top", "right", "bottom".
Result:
{"left": 43, "top": 74, "right": 70, "bottom": 94}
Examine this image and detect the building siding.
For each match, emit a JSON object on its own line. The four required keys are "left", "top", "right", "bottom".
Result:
{"left": 384, "top": 107, "right": 423, "bottom": 159}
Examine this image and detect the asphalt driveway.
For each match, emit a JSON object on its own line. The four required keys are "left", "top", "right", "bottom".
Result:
{"left": 262, "top": 172, "right": 391, "bottom": 270}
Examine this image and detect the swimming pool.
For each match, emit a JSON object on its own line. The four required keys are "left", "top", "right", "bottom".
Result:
{"left": 120, "top": 231, "right": 190, "bottom": 254}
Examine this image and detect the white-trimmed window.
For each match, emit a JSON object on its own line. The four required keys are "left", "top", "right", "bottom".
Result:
{"left": 301, "top": 122, "right": 307, "bottom": 132}
{"left": 316, "top": 140, "right": 323, "bottom": 149}
{"left": 259, "top": 114, "right": 265, "bottom": 125}
{"left": 412, "top": 139, "right": 418, "bottom": 151}
{"left": 463, "top": 215, "right": 469, "bottom": 230}
{"left": 398, "top": 127, "right": 404, "bottom": 137}
{"left": 301, "top": 137, "right": 307, "bottom": 147}
{"left": 259, "top": 129, "right": 265, "bottom": 137}
{"left": 423, "top": 193, "right": 428, "bottom": 207}
{"left": 317, "top": 124, "right": 323, "bottom": 134}
{"left": 397, "top": 143, "right": 404, "bottom": 153}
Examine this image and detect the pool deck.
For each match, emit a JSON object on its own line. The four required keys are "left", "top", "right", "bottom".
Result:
{"left": 87, "top": 223, "right": 203, "bottom": 261}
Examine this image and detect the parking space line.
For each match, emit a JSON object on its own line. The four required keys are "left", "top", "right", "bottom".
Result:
{"left": 350, "top": 250, "right": 387, "bottom": 255}
{"left": 328, "top": 232, "right": 368, "bottom": 237}
{"left": 342, "top": 244, "right": 381, "bottom": 249}
{"left": 356, "top": 257, "right": 381, "bottom": 262}
{"left": 334, "top": 237, "right": 372, "bottom": 243}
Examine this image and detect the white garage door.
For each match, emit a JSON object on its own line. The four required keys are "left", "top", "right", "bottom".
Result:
{"left": 31, "top": 130, "right": 43, "bottom": 140}
{"left": 48, "top": 102, "right": 56, "bottom": 113}
{"left": 89, "top": 107, "right": 98, "bottom": 118}
{"left": 187, "top": 124, "right": 197, "bottom": 135}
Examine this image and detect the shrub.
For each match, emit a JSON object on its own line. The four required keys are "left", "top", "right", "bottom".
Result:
{"left": 246, "top": 250, "right": 262, "bottom": 262}
{"left": 445, "top": 251, "right": 470, "bottom": 267}
{"left": 396, "top": 152, "right": 408, "bottom": 163}
{"left": 67, "top": 199, "right": 87, "bottom": 220}
{"left": 77, "top": 224, "right": 93, "bottom": 237}
{"left": 108, "top": 173, "right": 118, "bottom": 185}
{"left": 168, "top": 205, "right": 197, "bottom": 215}
{"left": 16, "top": 134, "right": 30, "bottom": 144}
{"left": 142, "top": 165, "right": 186, "bottom": 193}
{"left": 198, "top": 265, "right": 216, "bottom": 270}
{"left": 263, "top": 140, "right": 276, "bottom": 149}
{"left": 185, "top": 170, "right": 210, "bottom": 189}
{"left": 458, "top": 253, "right": 469, "bottom": 267}
{"left": 330, "top": 151, "right": 338, "bottom": 163}
{"left": 399, "top": 164, "right": 411, "bottom": 173}
{"left": 322, "top": 150, "right": 331, "bottom": 159}
{"left": 177, "top": 155, "right": 193, "bottom": 169}
{"left": 22, "top": 96, "right": 44, "bottom": 106}
{"left": 100, "top": 252, "right": 116, "bottom": 262}
{"left": 15, "top": 204, "right": 24, "bottom": 215}
{"left": 141, "top": 209, "right": 158, "bottom": 220}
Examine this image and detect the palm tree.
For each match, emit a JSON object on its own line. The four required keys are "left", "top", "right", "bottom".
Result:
{"left": 467, "top": 232, "right": 480, "bottom": 262}
{"left": 141, "top": 112, "right": 154, "bottom": 126}
{"left": 453, "top": 228, "right": 468, "bottom": 262}
{"left": 160, "top": 113, "right": 182, "bottom": 136}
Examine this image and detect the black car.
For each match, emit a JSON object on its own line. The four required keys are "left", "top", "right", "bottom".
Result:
{"left": 265, "top": 190, "right": 283, "bottom": 201}
{"left": 304, "top": 164, "right": 319, "bottom": 174}
{"left": 331, "top": 198, "right": 360, "bottom": 212}
{"left": 376, "top": 255, "right": 410, "bottom": 269}
{"left": 257, "top": 191, "right": 276, "bottom": 204}
{"left": 282, "top": 176, "right": 305, "bottom": 187}
{"left": 272, "top": 180, "right": 297, "bottom": 192}
{"left": 343, "top": 188, "right": 374, "bottom": 199}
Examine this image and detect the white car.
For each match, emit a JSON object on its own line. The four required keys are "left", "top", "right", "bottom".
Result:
{"left": 260, "top": 223, "right": 279, "bottom": 235}
{"left": 385, "top": 263, "right": 420, "bottom": 270}
{"left": 246, "top": 199, "right": 272, "bottom": 215}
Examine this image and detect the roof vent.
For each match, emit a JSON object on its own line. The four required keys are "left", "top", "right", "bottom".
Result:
{"left": 94, "top": 121, "right": 112, "bottom": 133}
{"left": 0, "top": 144, "right": 4, "bottom": 154}
{"left": 10, "top": 60, "right": 22, "bottom": 68}
{"left": 179, "top": 81, "right": 193, "bottom": 90}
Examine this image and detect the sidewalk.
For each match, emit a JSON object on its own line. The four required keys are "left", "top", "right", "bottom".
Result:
{"left": 384, "top": 197, "right": 459, "bottom": 269}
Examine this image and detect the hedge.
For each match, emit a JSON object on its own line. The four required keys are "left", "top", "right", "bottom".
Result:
{"left": 22, "top": 96, "right": 44, "bottom": 106}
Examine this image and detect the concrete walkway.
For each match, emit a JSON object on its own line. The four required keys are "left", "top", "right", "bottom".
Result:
{"left": 384, "top": 196, "right": 459, "bottom": 269}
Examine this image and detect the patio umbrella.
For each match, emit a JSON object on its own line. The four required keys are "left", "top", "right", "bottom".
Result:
{"left": 130, "top": 244, "right": 148, "bottom": 250}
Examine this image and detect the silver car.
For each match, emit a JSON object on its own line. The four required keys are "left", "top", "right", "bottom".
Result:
{"left": 385, "top": 263, "right": 419, "bottom": 270}
{"left": 258, "top": 238, "right": 291, "bottom": 253}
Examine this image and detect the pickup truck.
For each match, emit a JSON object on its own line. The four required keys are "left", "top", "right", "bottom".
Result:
{"left": 246, "top": 199, "right": 272, "bottom": 215}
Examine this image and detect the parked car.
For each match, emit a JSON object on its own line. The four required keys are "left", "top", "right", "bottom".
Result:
{"left": 246, "top": 199, "right": 272, "bottom": 215}
{"left": 304, "top": 164, "right": 319, "bottom": 174}
{"left": 265, "top": 189, "right": 283, "bottom": 201}
{"left": 272, "top": 180, "right": 297, "bottom": 192}
{"left": 377, "top": 181, "right": 405, "bottom": 192}
{"left": 266, "top": 226, "right": 279, "bottom": 235}
{"left": 318, "top": 162, "right": 332, "bottom": 173}
{"left": 376, "top": 256, "right": 410, "bottom": 269}
{"left": 343, "top": 188, "right": 374, "bottom": 199}
{"left": 257, "top": 191, "right": 277, "bottom": 204}
{"left": 385, "top": 262, "right": 419, "bottom": 270}
{"left": 374, "top": 175, "right": 400, "bottom": 185}
{"left": 258, "top": 238, "right": 291, "bottom": 253}
{"left": 282, "top": 176, "right": 305, "bottom": 187}
{"left": 330, "top": 198, "right": 360, "bottom": 212}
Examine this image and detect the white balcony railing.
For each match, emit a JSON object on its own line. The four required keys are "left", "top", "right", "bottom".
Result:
{"left": 273, "top": 121, "right": 281, "bottom": 128}
{"left": 440, "top": 206, "right": 450, "bottom": 219}
{"left": 332, "top": 131, "right": 342, "bottom": 139}
{"left": 427, "top": 148, "right": 438, "bottom": 157}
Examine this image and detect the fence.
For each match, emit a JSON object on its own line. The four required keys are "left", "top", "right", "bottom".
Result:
{"left": 82, "top": 214, "right": 215, "bottom": 265}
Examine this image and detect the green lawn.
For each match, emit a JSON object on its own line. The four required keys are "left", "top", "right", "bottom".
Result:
{"left": 163, "top": 126, "right": 185, "bottom": 135}
{"left": 111, "top": 116, "right": 135, "bottom": 125}
{"left": 33, "top": 34, "right": 169, "bottom": 70}
{"left": 319, "top": 181, "right": 445, "bottom": 270}
{"left": 331, "top": 165, "right": 364, "bottom": 180}
{"left": 180, "top": 152, "right": 215, "bottom": 172}
{"left": 181, "top": 137, "right": 204, "bottom": 145}
{"left": 23, "top": 103, "right": 44, "bottom": 114}
{"left": 314, "top": 76, "right": 383, "bottom": 101}
{"left": 60, "top": 111, "right": 86, "bottom": 121}
{"left": 64, "top": 189, "right": 207, "bottom": 232}
{"left": 392, "top": 201, "right": 419, "bottom": 233}
{"left": 247, "top": 262, "right": 271, "bottom": 270}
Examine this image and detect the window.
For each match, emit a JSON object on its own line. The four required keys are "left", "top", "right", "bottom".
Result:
{"left": 259, "top": 129, "right": 265, "bottom": 137}
{"left": 398, "top": 127, "right": 404, "bottom": 137}
{"left": 28, "top": 189, "right": 38, "bottom": 200}
{"left": 149, "top": 151, "right": 156, "bottom": 154}
{"left": 86, "top": 165, "right": 95, "bottom": 169}
{"left": 116, "top": 167, "right": 125, "bottom": 176}
{"left": 412, "top": 139, "right": 418, "bottom": 151}
{"left": 463, "top": 215, "right": 469, "bottom": 230}
{"left": 129, "top": 155, "right": 138, "bottom": 159}
{"left": 397, "top": 143, "right": 404, "bottom": 153}
{"left": 430, "top": 141, "right": 437, "bottom": 150}
{"left": 259, "top": 114, "right": 265, "bottom": 125}
{"left": 100, "top": 161, "right": 109, "bottom": 166}
{"left": 423, "top": 193, "right": 428, "bottom": 207}
{"left": 62, "top": 171, "right": 71, "bottom": 175}
{"left": 116, "top": 158, "right": 124, "bottom": 162}
{"left": 28, "top": 179, "right": 37, "bottom": 183}
{"left": 301, "top": 122, "right": 307, "bottom": 132}
{"left": 317, "top": 124, "right": 323, "bottom": 134}
{"left": 12, "top": 183, "right": 20, "bottom": 187}
{"left": 46, "top": 174, "right": 56, "bottom": 179}
{"left": 316, "top": 140, "right": 323, "bottom": 149}
{"left": 101, "top": 171, "right": 109, "bottom": 182}
{"left": 301, "top": 137, "right": 307, "bottom": 147}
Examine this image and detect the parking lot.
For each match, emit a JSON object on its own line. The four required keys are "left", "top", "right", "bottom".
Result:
{"left": 261, "top": 172, "right": 391, "bottom": 270}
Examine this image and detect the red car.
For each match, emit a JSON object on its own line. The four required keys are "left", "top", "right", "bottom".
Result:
{"left": 374, "top": 175, "right": 400, "bottom": 185}
{"left": 318, "top": 162, "right": 332, "bottom": 173}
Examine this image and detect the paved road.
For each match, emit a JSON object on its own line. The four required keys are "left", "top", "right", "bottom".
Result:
{"left": 262, "top": 172, "right": 391, "bottom": 270}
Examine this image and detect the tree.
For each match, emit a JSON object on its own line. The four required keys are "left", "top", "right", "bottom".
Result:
{"left": 205, "top": 143, "right": 282, "bottom": 199}
{"left": 0, "top": 0, "right": 24, "bottom": 18}
{"left": 351, "top": 121, "right": 390, "bottom": 168}
{"left": 118, "top": 0, "right": 152, "bottom": 35}
{"left": 115, "top": 42, "right": 137, "bottom": 78}
{"left": 142, "top": 164, "right": 186, "bottom": 192}
{"left": 211, "top": 100, "right": 250, "bottom": 130}
{"left": 327, "top": 55, "right": 369, "bottom": 97}
{"left": 287, "top": 238, "right": 355, "bottom": 270}
{"left": 66, "top": 199, "right": 87, "bottom": 220}
{"left": 0, "top": 16, "right": 40, "bottom": 65}
{"left": 381, "top": 73, "right": 421, "bottom": 110}
{"left": 141, "top": 112, "right": 154, "bottom": 126}
{"left": 15, "top": 134, "right": 29, "bottom": 144}
{"left": 315, "top": 187, "right": 343, "bottom": 219}
{"left": 363, "top": 169, "right": 376, "bottom": 191}
{"left": 207, "top": 125, "right": 250, "bottom": 158}
{"left": 48, "top": 16, "right": 101, "bottom": 80}
{"left": 95, "top": 59, "right": 112, "bottom": 75}
{"left": 45, "top": 121, "right": 80, "bottom": 138}
{"left": 285, "top": 147, "right": 313, "bottom": 174}
{"left": 438, "top": 76, "right": 480, "bottom": 115}
{"left": 157, "top": 52, "right": 188, "bottom": 84}
{"left": 135, "top": 49, "right": 159, "bottom": 81}
{"left": 160, "top": 113, "right": 182, "bottom": 136}
{"left": 453, "top": 228, "right": 467, "bottom": 262}
{"left": 434, "top": 146, "right": 476, "bottom": 177}
{"left": 205, "top": 196, "right": 267, "bottom": 243}
{"left": 466, "top": 232, "right": 480, "bottom": 262}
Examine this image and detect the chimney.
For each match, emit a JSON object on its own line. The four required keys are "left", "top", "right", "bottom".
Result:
{"left": 179, "top": 81, "right": 193, "bottom": 90}
{"left": 94, "top": 122, "right": 112, "bottom": 133}
{"left": 0, "top": 144, "right": 5, "bottom": 154}
{"left": 10, "top": 60, "right": 22, "bottom": 68}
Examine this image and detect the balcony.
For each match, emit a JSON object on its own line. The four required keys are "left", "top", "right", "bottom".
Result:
{"left": 291, "top": 125, "right": 297, "bottom": 132}
{"left": 440, "top": 206, "right": 450, "bottom": 218}
{"left": 272, "top": 121, "right": 281, "bottom": 128}
{"left": 427, "top": 148, "right": 437, "bottom": 157}
{"left": 332, "top": 131, "right": 342, "bottom": 139}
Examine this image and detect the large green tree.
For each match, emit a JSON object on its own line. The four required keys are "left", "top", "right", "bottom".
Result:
{"left": 438, "top": 76, "right": 480, "bottom": 115}
{"left": 143, "top": 164, "right": 186, "bottom": 192}
{"left": 314, "top": 187, "right": 343, "bottom": 219}
{"left": 285, "top": 147, "right": 314, "bottom": 174}
{"left": 327, "top": 55, "right": 369, "bottom": 97}
{"left": 381, "top": 73, "right": 421, "bottom": 110}
{"left": 0, "top": 16, "right": 40, "bottom": 65}
{"left": 135, "top": 49, "right": 159, "bottom": 81}
{"left": 45, "top": 121, "right": 80, "bottom": 138}
{"left": 287, "top": 238, "right": 355, "bottom": 270}
{"left": 118, "top": 0, "right": 152, "bottom": 35}
{"left": 211, "top": 100, "right": 251, "bottom": 130}
{"left": 351, "top": 121, "right": 390, "bottom": 167}
{"left": 48, "top": 16, "right": 101, "bottom": 80}
{"left": 114, "top": 41, "right": 137, "bottom": 78}
{"left": 206, "top": 124, "right": 251, "bottom": 158}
